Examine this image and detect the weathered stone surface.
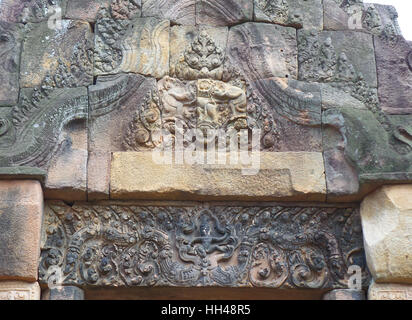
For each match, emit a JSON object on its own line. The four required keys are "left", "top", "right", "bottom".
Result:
{"left": 39, "top": 201, "right": 369, "bottom": 288}
{"left": 0, "top": 180, "right": 43, "bottom": 281}
{"left": 42, "top": 286, "right": 84, "bottom": 300}
{"left": 20, "top": 20, "right": 93, "bottom": 88}
{"left": 94, "top": 15, "right": 169, "bottom": 78}
{"left": 196, "top": 0, "right": 253, "bottom": 26}
{"left": 170, "top": 26, "right": 228, "bottom": 80}
{"left": 65, "top": 0, "right": 111, "bottom": 22}
{"left": 250, "top": 78, "right": 322, "bottom": 152}
{"left": 374, "top": 35, "right": 412, "bottom": 115}
{"left": 323, "top": 0, "right": 355, "bottom": 31}
{"left": 87, "top": 151, "right": 111, "bottom": 201}
{"left": 254, "top": 0, "right": 323, "bottom": 30}
{"left": 227, "top": 23, "right": 297, "bottom": 81}
{"left": 361, "top": 185, "right": 412, "bottom": 284}
{"left": 89, "top": 73, "right": 157, "bottom": 153}
{"left": 0, "top": 87, "right": 88, "bottom": 169}
{"left": 298, "top": 30, "right": 377, "bottom": 87}
{"left": 44, "top": 119, "right": 88, "bottom": 201}
{"left": 0, "top": 22, "right": 22, "bottom": 106}
{"left": 142, "top": 0, "right": 195, "bottom": 25}
{"left": 323, "top": 289, "right": 365, "bottom": 300}
{"left": 0, "top": 0, "right": 67, "bottom": 23}
{"left": 324, "top": 1, "right": 401, "bottom": 42}
{"left": 110, "top": 152, "right": 326, "bottom": 201}
{"left": 368, "top": 281, "right": 412, "bottom": 300}
{"left": 0, "top": 167, "right": 47, "bottom": 183}
{"left": 0, "top": 281, "right": 40, "bottom": 300}
{"left": 323, "top": 107, "right": 412, "bottom": 200}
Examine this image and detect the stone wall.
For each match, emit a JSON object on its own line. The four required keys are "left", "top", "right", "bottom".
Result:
{"left": 0, "top": 0, "right": 411, "bottom": 300}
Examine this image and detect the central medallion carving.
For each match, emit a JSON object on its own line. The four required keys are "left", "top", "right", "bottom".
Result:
{"left": 172, "top": 31, "right": 225, "bottom": 80}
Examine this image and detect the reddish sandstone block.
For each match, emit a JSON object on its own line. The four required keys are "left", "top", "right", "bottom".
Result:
{"left": 87, "top": 151, "right": 111, "bottom": 201}
{"left": 0, "top": 180, "right": 43, "bottom": 282}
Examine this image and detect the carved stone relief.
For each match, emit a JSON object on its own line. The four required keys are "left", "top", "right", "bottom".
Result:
{"left": 0, "top": 0, "right": 410, "bottom": 202}
{"left": 0, "top": 21, "right": 22, "bottom": 106}
{"left": 94, "top": 10, "right": 169, "bottom": 78}
{"left": 39, "top": 201, "right": 370, "bottom": 289}
{"left": 254, "top": 0, "right": 323, "bottom": 30}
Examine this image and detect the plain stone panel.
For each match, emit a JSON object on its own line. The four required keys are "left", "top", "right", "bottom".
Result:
{"left": 361, "top": 185, "right": 412, "bottom": 284}
{"left": 110, "top": 151, "right": 327, "bottom": 201}
{"left": 87, "top": 151, "right": 111, "bottom": 201}
{"left": 226, "top": 23, "right": 298, "bottom": 80}
{"left": 0, "top": 181, "right": 43, "bottom": 282}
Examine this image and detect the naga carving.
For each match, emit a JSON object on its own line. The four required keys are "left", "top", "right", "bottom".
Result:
{"left": 298, "top": 30, "right": 412, "bottom": 156}
{"left": 0, "top": 85, "right": 88, "bottom": 168}
{"left": 40, "top": 202, "right": 370, "bottom": 289}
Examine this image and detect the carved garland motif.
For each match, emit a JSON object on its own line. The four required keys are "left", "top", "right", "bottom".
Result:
{"left": 40, "top": 202, "right": 370, "bottom": 289}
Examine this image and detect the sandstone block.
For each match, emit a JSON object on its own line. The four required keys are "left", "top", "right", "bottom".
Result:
{"left": 20, "top": 20, "right": 93, "bottom": 88}
{"left": 0, "top": 22, "right": 22, "bottom": 106}
{"left": 374, "top": 35, "right": 412, "bottom": 114}
{"left": 44, "top": 119, "right": 88, "bottom": 201}
{"left": 170, "top": 26, "right": 228, "bottom": 80}
{"left": 227, "top": 23, "right": 297, "bottom": 80}
{"left": 87, "top": 152, "right": 111, "bottom": 201}
{"left": 196, "top": 0, "right": 253, "bottom": 26}
{"left": 0, "top": 281, "right": 40, "bottom": 300}
{"left": 89, "top": 74, "right": 158, "bottom": 153}
{"left": 250, "top": 78, "right": 322, "bottom": 152}
{"left": 94, "top": 16, "right": 169, "bottom": 79}
{"left": 368, "top": 282, "right": 412, "bottom": 300}
{"left": 323, "top": 289, "right": 365, "bottom": 300}
{"left": 65, "top": 0, "right": 111, "bottom": 22}
{"left": 0, "top": 181, "right": 43, "bottom": 281}
{"left": 254, "top": 0, "right": 323, "bottom": 30}
{"left": 324, "top": 1, "right": 401, "bottom": 39}
{"left": 0, "top": 167, "right": 47, "bottom": 183}
{"left": 361, "top": 185, "right": 412, "bottom": 284}
{"left": 110, "top": 151, "right": 326, "bottom": 201}
{"left": 142, "top": 0, "right": 195, "bottom": 25}
{"left": 0, "top": 0, "right": 67, "bottom": 23}
{"left": 42, "top": 286, "right": 84, "bottom": 300}
{"left": 298, "top": 30, "right": 377, "bottom": 87}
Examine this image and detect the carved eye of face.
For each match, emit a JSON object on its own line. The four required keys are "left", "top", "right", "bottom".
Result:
{"left": 0, "top": 118, "right": 10, "bottom": 137}
{"left": 0, "top": 34, "right": 9, "bottom": 42}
